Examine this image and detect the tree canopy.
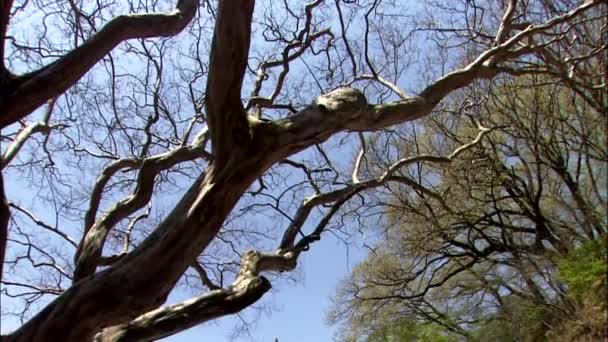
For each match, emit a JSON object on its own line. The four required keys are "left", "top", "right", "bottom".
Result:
{"left": 0, "top": 0, "right": 605, "bottom": 341}
{"left": 328, "top": 75, "right": 607, "bottom": 341}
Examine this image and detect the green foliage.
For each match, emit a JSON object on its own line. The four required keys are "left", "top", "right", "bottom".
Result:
{"left": 471, "top": 296, "right": 548, "bottom": 342}
{"left": 365, "top": 320, "right": 460, "bottom": 342}
{"left": 558, "top": 236, "right": 608, "bottom": 302}
{"left": 547, "top": 236, "right": 608, "bottom": 340}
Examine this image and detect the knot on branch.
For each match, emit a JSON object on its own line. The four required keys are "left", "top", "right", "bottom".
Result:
{"left": 234, "top": 250, "right": 297, "bottom": 288}
{"left": 314, "top": 88, "right": 368, "bottom": 120}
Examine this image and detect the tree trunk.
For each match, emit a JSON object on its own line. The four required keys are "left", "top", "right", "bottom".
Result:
{"left": 0, "top": 171, "right": 9, "bottom": 282}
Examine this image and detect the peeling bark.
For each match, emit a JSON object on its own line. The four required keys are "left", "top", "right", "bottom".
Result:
{"left": 95, "top": 277, "right": 271, "bottom": 342}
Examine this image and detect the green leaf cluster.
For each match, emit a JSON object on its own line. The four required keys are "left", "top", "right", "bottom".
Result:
{"left": 558, "top": 236, "right": 607, "bottom": 302}
{"left": 365, "top": 320, "right": 460, "bottom": 342}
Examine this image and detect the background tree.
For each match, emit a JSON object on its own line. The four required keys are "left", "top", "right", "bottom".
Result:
{"left": 329, "top": 44, "right": 606, "bottom": 342}
{"left": 0, "top": 0, "right": 605, "bottom": 341}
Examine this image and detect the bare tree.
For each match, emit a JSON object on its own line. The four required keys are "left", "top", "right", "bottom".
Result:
{"left": 0, "top": 0, "right": 605, "bottom": 341}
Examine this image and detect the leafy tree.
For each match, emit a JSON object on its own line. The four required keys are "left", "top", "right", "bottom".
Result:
{"left": 0, "top": 0, "right": 605, "bottom": 341}
{"left": 550, "top": 237, "right": 608, "bottom": 340}
{"left": 330, "top": 69, "right": 606, "bottom": 341}
{"left": 558, "top": 237, "right": 607, "bottom": 302}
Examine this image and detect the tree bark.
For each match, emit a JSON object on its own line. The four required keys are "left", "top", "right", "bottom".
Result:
{"left": 3, "top": 155, "right": 270, "bottom": 341}
{"left": 95, "top": 277, "right": 271, "bottom": 342}
{"left": 204, "top": 0, "right": 255, "bottom": 167}
{"left": 0, "top": 170, "right": 9, "bottom": 282}
{"left": 73, "top": 141, "right": 211, "bottom": 283}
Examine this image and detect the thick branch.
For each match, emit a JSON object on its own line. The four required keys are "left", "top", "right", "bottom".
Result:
{"left": 95, "top": 277, "right": 270, "bottom": 342}
{"left": 5, "top": 148, "right": 274, "bottom": 341}
{"left": 109, "top": 191, "right": 361, "bottom": 342}
{"left": 279, "top": 125, "right": 492, "bottom": 250}
{"left": 495, "top": 0, "right": 518, "bottom": 46}
{"left": 96, "top": 247, "right": 299, "bottom": 341}
{"left": 204, "top": 0, "right": 255, "bottom": 166}
{"left": 0, "top": 171, "right": 8, "bottom": 282}
{"left": 271, "top": 0, "right": 601, "bottom": 143}
{"left": 0, "top": 0, "right": 198, "bottom": 128}
{"left": 74, "top": 140, "right": 211, "bottom": 282}
{"left": 191, "top": 262, "right": 220, "bottom": 291}
{"left": 0, "top": 0, "right": 13, "bottom": 76}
